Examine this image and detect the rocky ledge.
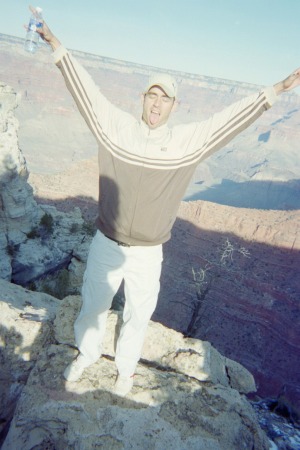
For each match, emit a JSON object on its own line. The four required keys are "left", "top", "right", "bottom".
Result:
{"left": 0, "top": 279, "right": 270, "bottom": 450}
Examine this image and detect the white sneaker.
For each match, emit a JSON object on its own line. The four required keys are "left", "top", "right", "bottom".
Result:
{"left": 63, "top": 354, "right": 91, "bottom": 382}
{"left": 114, "top": 375, "right": 134, "bottom": 397}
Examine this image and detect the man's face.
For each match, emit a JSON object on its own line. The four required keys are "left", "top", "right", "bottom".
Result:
{"left": 142, "top": 86, "right": 175, "bottom": 129}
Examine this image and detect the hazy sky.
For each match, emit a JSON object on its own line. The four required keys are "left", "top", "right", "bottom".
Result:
{"left": 1, "top": 0, "right": 299, "bottom": 86}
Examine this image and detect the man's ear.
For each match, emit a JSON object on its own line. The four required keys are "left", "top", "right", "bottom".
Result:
{"left": 171, "top": 99, "right": 179, "bottom": 113}
{"left": 140, "top": 93, "right": 145, "bottom": 105}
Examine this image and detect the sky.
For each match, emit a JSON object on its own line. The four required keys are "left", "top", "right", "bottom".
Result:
{"left": 0, "top": 0, "right": 299, "bottom": 86}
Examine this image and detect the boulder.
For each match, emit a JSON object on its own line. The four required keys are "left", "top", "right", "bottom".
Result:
{"left": 0, "top": 279, "right": 59, "bottom": 445}
{"left": 2, "top": 286, "right": 269, "bottom": 449}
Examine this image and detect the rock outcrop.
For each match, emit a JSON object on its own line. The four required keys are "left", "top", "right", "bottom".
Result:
{"left": 0, "top": 82, "right": 38, "bottom": 279}
{"left": 0, "top": 279, "right": 270, "bottom": 449}
{"left": 0, "top": 280, "right": 60, "bottom": 447}
{"left": 0, "top": 83, "right": 86, "bottom": 286}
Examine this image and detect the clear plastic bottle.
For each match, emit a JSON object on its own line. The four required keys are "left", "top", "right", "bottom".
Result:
{"left": 24, "top": 7, "right": 43, "bottom": 54}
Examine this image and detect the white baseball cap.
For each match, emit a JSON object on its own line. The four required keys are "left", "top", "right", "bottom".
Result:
{"left": 145, "top": 73, "right": 178, "bottom": 98}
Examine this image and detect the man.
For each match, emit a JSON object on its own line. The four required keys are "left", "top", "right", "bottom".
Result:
{"left": 36, "top": 11, "right": 300, "bottom": 396}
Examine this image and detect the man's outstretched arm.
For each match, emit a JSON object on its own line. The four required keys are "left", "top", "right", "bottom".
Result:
{"left": 273, "top": 68, "right": 300, "bottom": 94}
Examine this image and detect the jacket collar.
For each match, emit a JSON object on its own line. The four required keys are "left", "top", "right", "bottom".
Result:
{"left": 139, "top": 119, "right": 170, "bottom": 138}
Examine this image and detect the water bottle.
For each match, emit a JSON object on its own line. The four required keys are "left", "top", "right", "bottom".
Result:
{"left": 24, "top": 7, "right": 43, "bottom": 54}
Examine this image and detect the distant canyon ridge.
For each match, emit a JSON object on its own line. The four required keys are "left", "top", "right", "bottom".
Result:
{"left": 0, "top": 34, "right": 299, "bottom": 417}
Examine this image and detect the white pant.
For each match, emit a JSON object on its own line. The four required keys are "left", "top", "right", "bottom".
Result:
{"left": 74, "top": 230, "right": 163, "bottom": 376}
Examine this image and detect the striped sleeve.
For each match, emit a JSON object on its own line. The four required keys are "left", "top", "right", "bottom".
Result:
{"left": 52, "top": 46, "right": 134, "bottom": 147}
{"left": 170, "top": 86, "right": 278, "bottom": 167}
{"left": 202, "top": 86, "right": 277, "bottom": 157}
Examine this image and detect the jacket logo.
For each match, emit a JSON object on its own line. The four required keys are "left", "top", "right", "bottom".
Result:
{"left": 160, "top": 147, "right": 167, "bottom": 152}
